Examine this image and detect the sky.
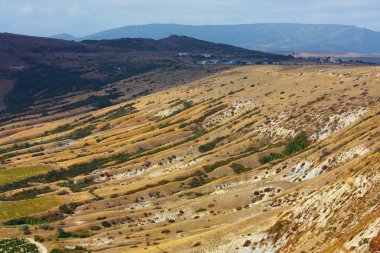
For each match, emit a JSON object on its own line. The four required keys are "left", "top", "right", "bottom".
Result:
{"left": 0, "top": 0, "right": 379, "bottom": 37}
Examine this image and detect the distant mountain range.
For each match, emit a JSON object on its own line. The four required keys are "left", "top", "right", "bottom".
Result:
{"left": 51, "top": 23, "right": 380, "bottom": 54}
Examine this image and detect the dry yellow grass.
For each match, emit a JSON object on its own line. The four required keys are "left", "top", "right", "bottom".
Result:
{"left": 0, "top": 197, "right": 61, "bottom": 221}
{"left": 0, "top": 165, "right": 52, "bottom": 186}
{"left": 0, "top": 65, "right": 378, "bottom": 253}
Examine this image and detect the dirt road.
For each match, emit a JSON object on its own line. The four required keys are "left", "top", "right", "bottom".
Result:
{"left": 26, "top": 238, "right": 48, "bottom": 253}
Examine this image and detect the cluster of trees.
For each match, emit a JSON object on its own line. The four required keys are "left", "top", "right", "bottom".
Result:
{"left": 0, "top": 238, "right": 39, "bottom": 253}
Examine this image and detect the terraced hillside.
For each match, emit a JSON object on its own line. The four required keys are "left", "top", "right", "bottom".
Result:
{"left": 0, "top": 65, "right": 379, "bottom": 253}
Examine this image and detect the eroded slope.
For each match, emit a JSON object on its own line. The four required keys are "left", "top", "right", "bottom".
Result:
{"left": 0, "top": 65, "right": 379, "bottom": 253}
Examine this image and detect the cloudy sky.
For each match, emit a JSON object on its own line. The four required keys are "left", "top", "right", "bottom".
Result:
{"left": 1, "top": 0, "right": 379, "bottom": 37}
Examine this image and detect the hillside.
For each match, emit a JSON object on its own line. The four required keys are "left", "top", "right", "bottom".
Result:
{"left": 53, "top": 23, "right": 380, "bottom": 54}
{"left": 0, "top": 64, "right": 378, "bottom": 252}
{"left": 0, "top": 33, "right": 287, "bottom": 115}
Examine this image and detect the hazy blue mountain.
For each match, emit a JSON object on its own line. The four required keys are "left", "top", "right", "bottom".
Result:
{"left": 53, "top": 23, "right": 380, "bottom": 54}
{"left": 50, "top": 33, "right": 78, "bottom": 41}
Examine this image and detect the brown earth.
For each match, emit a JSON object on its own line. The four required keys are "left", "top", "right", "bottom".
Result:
{"left": 0, "top": 64, "right": 378, "bottom": 253}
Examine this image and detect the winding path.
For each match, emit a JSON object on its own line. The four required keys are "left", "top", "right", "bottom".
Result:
{"left": 26, "top": 238, "right": 47, "bottom": 253}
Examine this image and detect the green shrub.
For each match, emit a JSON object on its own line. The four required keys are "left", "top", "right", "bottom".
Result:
{"left": 188, "top": 177, "right": 207, "bottom": 188}
{"left": 230, "top": 163, "right": 251, "bottom": 174}
{"left": 124, "top": 180, "right": 170, "bottom": 195}
{"left": 59, "top": 203, "right": 81, "bottom": 215}
{"left": 31, "top": 152, "right": 44, "bottom": 157}
{"left": 67, "top": 125, "right": 96, "bottom": 140}
{"left": 195, "top": 104, "right": 228, "bottom": 123}
{"left": 57, "top": 228, "right": 92, "bottom": 239}
{"left": 19, "top": 224, "right": 31, "bottom": 235}
{"left": 70, "top": 231, "right": 92, "bottom": 238}
{"left": 259, "top": 153, "right": 286, "bottom": 164}
{"left": 203, "top": 157, "right": 235, "bottom": 173}
{"left": 48, "top": 124, "right": 75, "bottom": 135}
{"left": 50, "top": 246, "right": 89, "bottom": 253}
{"left": 105, "top": 103, "right": 136, "bottom": 120}
{"left": 0, "top": 142, "right": 32, "bottom": 155}
{"left": 260, "top": 133, "right": 309, "bottom": 164}
{"left": 90, "top": 225, "right": 101, "bottom": 231}
{"left": 307, "top": 95, "right": 326, "bottom": 105}
{"left": 161, "top": 229, "right": 170, "bottom": 234}
{"left": 101, "top": 221, "right": 112, "bottom": 227}
{"left": 198, "top": 136, "right": 226, "bottom": 153}
{"left": 57, "top": 181, "right": 88, "bottom": 192}
{"left": 284, "top": 133, "right": 309, "bottom": 155}
{"left": 34, "top": 235, "right": 44, "bottom": 242}
{"left": 57, "top": 228, "right": 71, "bottom": 238}
{"left": 4, "top": 217, "right": 47, "bottom": 226}
{"left": 0, "top": 186, "right": 52, "bottom": 201}
{"left": 39, "top": 224, "right": 53, "bottom": 230}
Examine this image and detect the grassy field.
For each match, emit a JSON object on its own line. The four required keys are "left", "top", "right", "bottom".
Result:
{"left": 0, "top": 197, "right": 61, "bottom": 221}
{"left": 0, "top": 165, "right": 52, "bottom": 186}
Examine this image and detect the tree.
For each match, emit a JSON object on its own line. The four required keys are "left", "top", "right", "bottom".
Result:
{"left": 20, "top": 224, "right": 31, "bottom": 235}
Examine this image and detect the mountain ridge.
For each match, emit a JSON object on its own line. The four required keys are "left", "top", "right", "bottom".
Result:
{"left": 50, "top": 23, "right": 380, "bottom": 54}
{"left": 0, "top": 32, "right": 287, "bottom": 115}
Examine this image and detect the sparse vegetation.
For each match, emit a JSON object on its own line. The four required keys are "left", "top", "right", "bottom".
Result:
{"left": 45, "top": 123, "right": 75, "bottom": 135}
{"left": 203, "top": 158, "right": 233, "bottom": 173}
{"left": 260, "top": 133, "right": 309, "bottom": 164}
{"left": 230, "top": 163, "right": 251, "bottom": 174}
{"left": 283, "top": 133, "right": 309, "bottom": 155}
{"left": 198, "top": 136, "right": 226, "bottom": 152}
{"left": 0, "top": 187, "right": 52, "bottom": 201}
{"left": 50, "top": 246, "right": 89, "bottom": 253}
{"left": 19, "top": 224, "right": 31, "bottom": 235}
{"left": 0, "top": 59, "right": 376, "bottom": 253}
{"left": 105, "top": 103, "right": 136, "bottom": 120}
{"left": 3, "top": 216, "right": 47, "bottom": 226}
{"left": 0, "top": 142, "right": 34, "bottom": 155}
{"left": 260, "top": 152, "right": 286, "bottom": 164}
{"left": 57, "top": 180, "right": 90, "bottom": 193}
{"left": 33, "top": 235, "right": 44, "bottom": 243}
{"left": 57, "top": 228, "right": 92, "bottom": 238}
{"left": 306, "top": 95, "right": 326, "bottom": 105}
{"left": 66, "top": 125, "right": 96, "bottom": 139}
{"left": 59, "top": 203, "right": 82, "bottom": 215}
